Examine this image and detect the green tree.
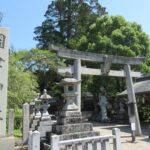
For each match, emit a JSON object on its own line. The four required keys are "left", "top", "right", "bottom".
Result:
{"left": 19, "top": 49, "right": 64, "bottom": 94}
{"left": 34, "top": 0, "right": 107, "bottom": 49}
{"left": 8, "top": 51, "right": 38, "bottom": 108}
{"left": 74, "top": 15, "right": 150, "bottom": 57}
{"left": 69, "top": 15, "right": 150, "bottom": 111}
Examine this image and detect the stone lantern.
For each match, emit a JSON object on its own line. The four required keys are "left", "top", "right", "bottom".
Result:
{"left": 40, "top": 89, "right": 52, "bottom": 120}
{"left": 60, "top": 78, "right": 81, "bottom": 111}
{"left": 34, "top": 93, "right": 42, "bottom": 119}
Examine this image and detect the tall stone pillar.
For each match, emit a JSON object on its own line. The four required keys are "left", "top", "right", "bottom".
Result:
{"left": 23, "top": 103, "right": 30, "bottom": 143}
{"left": 73, "top": 59, "right": 81, "bottom": 111}
{"left": 0, "top": 28, "right": 9, "bottom": 137}
{"left": 124, "top": 64, "right": 142, "bottom": 136}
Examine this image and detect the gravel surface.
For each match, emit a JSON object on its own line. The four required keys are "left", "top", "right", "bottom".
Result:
{"left": 93, "top": 123, "right": 150, "bottom": 150}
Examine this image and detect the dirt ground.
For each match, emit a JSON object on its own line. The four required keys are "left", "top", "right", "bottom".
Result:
{"left": 93, "top": 123, "right": 150, "bottom": 150}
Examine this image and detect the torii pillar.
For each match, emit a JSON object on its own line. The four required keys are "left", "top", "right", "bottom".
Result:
{"left": 73, "top": 59, "right": 81, "bottom": 111}
{"left": 124, "top": 64, "right": 142, "bottom": 136}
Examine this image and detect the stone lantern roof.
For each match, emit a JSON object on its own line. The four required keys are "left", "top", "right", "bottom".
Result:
{"left": 60, "top": 78, "right": 81, "bottom": 85}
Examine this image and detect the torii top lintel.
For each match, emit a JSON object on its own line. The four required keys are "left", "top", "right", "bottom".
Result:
{"left": 49, "top": 45, "right": 145, "bottom": 65}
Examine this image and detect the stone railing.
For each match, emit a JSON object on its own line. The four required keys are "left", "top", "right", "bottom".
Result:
{"left": 51, "top": 128, "right": 121, "bottom": 150}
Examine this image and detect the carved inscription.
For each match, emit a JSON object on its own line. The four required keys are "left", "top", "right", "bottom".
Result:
{"left": 0, "top": 83, "right": 3, "bottom": 90}
{"left": 0, "top": 34, "right": 5, "bottom": 49}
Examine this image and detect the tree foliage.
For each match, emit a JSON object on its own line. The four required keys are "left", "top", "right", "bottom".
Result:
{"left": 8, "top": 51, "right": 38, "bottom": 108}
{"left": 8, "top": 49, "right": 65, "bottom": 108}
{"left": 68, "top": 15, "right": 150, "bottom": 111}
{"left": 19, "top": 49, "right": 64, "bottom": 93}
{"left": 72, "top": 15, "right": 150, "bottom": 57}
{"left": 34, "top": 0, "right": 107, "bottom": 49}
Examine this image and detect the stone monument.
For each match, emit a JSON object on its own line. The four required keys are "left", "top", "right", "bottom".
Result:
{"left": 0, "top": 28, "right": 14, "bottom": 150}
{"left": 98, "top": 87, "right": 109, "bottom": 122}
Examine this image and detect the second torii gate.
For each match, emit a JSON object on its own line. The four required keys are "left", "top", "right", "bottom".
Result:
{"left": 49, "top": 45, "right": 145, "bottom": 136}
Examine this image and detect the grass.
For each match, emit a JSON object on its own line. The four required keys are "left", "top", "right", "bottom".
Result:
{"left": 14, "top": 129, "right": 22, "bottom": 138}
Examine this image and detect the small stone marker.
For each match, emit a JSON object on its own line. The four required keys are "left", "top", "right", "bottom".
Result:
{"left": 8, "top": 109, "right": 14, "bottom": 136}
{"left": 28, "top": 130, "right": 40, "bottom": 150}
{"left": 23, "top": 103, "right": 30, "bottom": 143}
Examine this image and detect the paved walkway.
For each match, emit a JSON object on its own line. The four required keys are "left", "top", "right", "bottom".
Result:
{"left": 92, "top": 123, "right": 150, "bottom": 150}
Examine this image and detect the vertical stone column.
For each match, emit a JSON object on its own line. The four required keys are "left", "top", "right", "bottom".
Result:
{"left": 124, "top": 64, "right": 141, "bottom": 136}
{"left": 74, "top": 59, "right": 81, "bottom": 111}
{"left": 8, "top": 109, "right": 14, "bottom": 136}
{"left": 28, "top": 131, "right": 40, "bottom": 150}
{"left": 23, "top": 103, "right": 30, "bottom": 143}
{"left": 0, "top": 28, "right": 9, "bottom": 137}
{"left": 112, "top": 128, "right": 121, "bottom": 150}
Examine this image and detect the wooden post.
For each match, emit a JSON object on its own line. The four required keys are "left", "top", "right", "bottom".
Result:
{"left": 112, "top": 128, "right": 121, "bottom": 150}
{"left": 124, "top": 64, "right": 142, "bottom": 136}
{"left": 74, "top": 59, "right": 81, "bottom": 111}
{"left": 51, "top": 135, "right": 60, "bottom": 150}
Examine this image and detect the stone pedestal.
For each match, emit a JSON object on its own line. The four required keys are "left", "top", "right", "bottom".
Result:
{"left": 52, "top": 110, "right": 99, "bottom": 141}
{"left": 31, "top": 117, "right": 57, "bottom": 138}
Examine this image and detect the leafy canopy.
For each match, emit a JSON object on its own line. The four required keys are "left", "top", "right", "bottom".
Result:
{"left": 68, "top": 15, "right": 150, "bottom": 111}
{"left": 34, "top": 0, "right": 107, "bottom": 49}
{"left": 71, "top": 15, "right": 150, "bottom": 57}
{"left": 8, "top": 51, "right": 38, "bottom": 108}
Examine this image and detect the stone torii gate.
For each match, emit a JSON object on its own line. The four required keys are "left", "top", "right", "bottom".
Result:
{"left": 49, "top": 45, "right": 144, "bottom": 136}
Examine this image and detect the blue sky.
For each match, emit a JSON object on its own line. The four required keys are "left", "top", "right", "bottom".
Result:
{"left": 0, "top": 0, "right": 150, "bottom": 50}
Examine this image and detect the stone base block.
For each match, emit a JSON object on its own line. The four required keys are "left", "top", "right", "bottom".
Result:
{"left": 55, "top": 123, "right": 93, "bottom": 134}
{"left": 38, "top": 126, "right": 52, "bottom": 131}
{"left": 59, "top": 111, "right": 81, "bottom": 117}
{"left": 31, "top": 124, "right": 37, "bottom": 130}
{"left": 40, "top": 131, "right": 49, "bottom": 138}
{"left": 0, "top": 136, "right": 14, "bottom": 150}
{"left": 32, "top": 119, "right": 40, "bottom": 125}
{"left": 58, "top": 116, "right": 84, "bottom": 125}
{"left": 41, "top": 116, "right": 51, "bottom": 121}
{"left": 59, "top": 131, "right": 100, "bottom": 141}
{"left": 34, "top": 115, "right": 41, "bottom": 119}
{"left": 39, "top": 120, "right": 56, "bottom": 126}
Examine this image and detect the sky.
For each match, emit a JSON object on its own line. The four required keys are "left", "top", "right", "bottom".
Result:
{"left": 0, "top": 0, "right": 150, "bottom": 50}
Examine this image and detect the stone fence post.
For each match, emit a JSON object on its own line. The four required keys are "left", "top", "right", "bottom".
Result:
{"left": 8, "top": 109, "right": 14, "bottom": 136}
{"left": 28, "top": 130, "right": 40, "bottom": 150}
{"left": 23, "top": 103, "right": 29, "bottom": 144}
{"left": 112, "top": 128, "right": 121, "bottom": 150}
{"left": 51, "top": 135, "right": 59, "bottom": 150}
